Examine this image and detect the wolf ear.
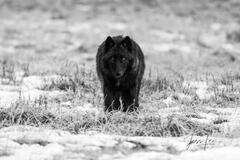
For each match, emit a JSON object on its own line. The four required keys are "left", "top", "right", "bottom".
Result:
{"left": 121, "top": 36, "right": 132, "bottom": 52}
{"left": 105, "top": 36, "right": 115, "bottom": 52}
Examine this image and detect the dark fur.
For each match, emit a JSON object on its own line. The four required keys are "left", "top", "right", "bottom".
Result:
{"left": 96, "top": 35, "right": 145, "bottom": 112}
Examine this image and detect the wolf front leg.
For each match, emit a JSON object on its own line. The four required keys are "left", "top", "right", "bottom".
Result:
{"left": 103, "top": 87, "right": 121, "bottom": 112}
{"left": 122, "top": 86, "right": 138, "bottom": 112}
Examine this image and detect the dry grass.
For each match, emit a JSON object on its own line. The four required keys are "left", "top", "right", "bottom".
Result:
{"left": 0, "top": 100, "right": 221, "bottom": 137}
{"left": 0, "top": 63, "right": 239, "bottom": 137}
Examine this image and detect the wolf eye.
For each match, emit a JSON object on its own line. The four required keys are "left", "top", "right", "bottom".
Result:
{"left": 121, "top": 57, "right": 127, "bottom": 62}
{"left": 110, "top": 57, "right": 115, "bottom": 62}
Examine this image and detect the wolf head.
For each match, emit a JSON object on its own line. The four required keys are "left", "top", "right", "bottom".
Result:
{"left": 102, "top": 36, "right": 135, "bottom": 79}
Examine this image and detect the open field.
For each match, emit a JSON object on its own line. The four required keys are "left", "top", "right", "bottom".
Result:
{"left": 0, "top": 0, "right": 240, "bottom": 159}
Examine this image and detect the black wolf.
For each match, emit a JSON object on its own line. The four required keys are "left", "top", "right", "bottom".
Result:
{"left": 96, "top": 35, "right": 145, "bottom": 112}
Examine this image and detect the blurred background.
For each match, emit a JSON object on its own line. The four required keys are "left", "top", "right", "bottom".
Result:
{"left": 0, "top": 0, "right": 240, "bottom": 77}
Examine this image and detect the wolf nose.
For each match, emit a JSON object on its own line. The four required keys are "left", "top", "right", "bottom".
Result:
{"left": 116, "top": 72, "right": 122, "bottom": 78}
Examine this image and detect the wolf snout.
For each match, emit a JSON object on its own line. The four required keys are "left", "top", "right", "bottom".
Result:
{"left": 115, "top": 72, "right": 123, "bottom": 78}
